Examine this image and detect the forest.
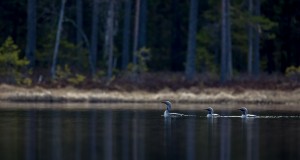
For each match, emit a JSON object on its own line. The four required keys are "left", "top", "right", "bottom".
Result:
{"left": 0, "top": 0, "right": 299, "bottom": 89}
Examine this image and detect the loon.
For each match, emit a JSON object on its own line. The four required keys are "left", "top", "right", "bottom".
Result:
{"left": 238, "top": 107, "right": 257, "bottom": 118}
{"left": 205, "top": 107, "right": 220, "bottom": 118}
{"left": 161, "top": 101, "right": 184, "bottom": 117}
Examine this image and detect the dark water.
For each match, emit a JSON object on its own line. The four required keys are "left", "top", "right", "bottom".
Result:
{"left": 0, "top": 104, "right": 299, "bottom": 160}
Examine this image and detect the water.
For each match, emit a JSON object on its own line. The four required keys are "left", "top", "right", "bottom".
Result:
{"left": 0, "top": 103, "right": 299, "bottom": 160}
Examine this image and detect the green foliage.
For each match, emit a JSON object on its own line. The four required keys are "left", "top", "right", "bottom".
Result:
{"left": 230, "top": 4, "right": 277, "bottom": 41}
{"left": 0, "top": 0, "right": 298, "bottom": 80}
{"left": 127, "top": 47, "right": 151, "bottom": 74}
{"left": 249, "top": 16, "right": 277, "bottom": 40}
{"left": 285, "top": 66, "right": 300, "bottom": 80}
{"left": 67, "top": 74, "right": 86, "bottom": 85}
{"left": 55, "top": 64, "right": 86, "bottom": 85}
{"left": 137, "top": 47, "right": 151, "bottom": 73}
{"left": 126, "top": 63, "right": 137, "bottom": 73}
{"left": 35, "top": 31, "right": 55, "bottom": 68}
{"left": 203, "top": 1, "right": 220, "bottom": 22}
{"left": 0, "top": 37, "right": 29, "bottom": 68}
{"left": 203, "top": 0, "right": 278, "bottom": 72}
{"left": 0, "top": 36, "right": 31, "bottom": 84}
{"left": 56, "top": 64, "right": 72, "bottom": 80}
{"left": 21, "top": 77, "right": 33, "bottom": 86}
{"left": 36, "top": 32, "right": 89, "bottom": 71}
{"left": 59, "top": 39, "right": 89, "bottom": 70}
{"left": 95, "top": 70, "right": 106, "bottom": 79}
{"left": 196, "top": 28, "right": 217, "bottom": 73}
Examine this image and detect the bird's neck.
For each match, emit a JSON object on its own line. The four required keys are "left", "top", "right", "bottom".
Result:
{"left": 167, "top": 105, "right": 171, "bottom": 111}
{"left": 164, "top": 110, "right": 169, "bottom": 117}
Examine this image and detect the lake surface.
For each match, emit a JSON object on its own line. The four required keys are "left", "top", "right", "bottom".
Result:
{"left": 0, "top": 103, "right": 299, "bottom": 160}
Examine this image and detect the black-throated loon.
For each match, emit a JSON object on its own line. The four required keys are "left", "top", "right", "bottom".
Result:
{"left": 205, "top": 107, "right": 220, "bottom": 118}
{"left": 161, "top": 101, "right": 184, "bottom": 117}
{"left": 238, "top": 107, "right": 256, "bottom": 118}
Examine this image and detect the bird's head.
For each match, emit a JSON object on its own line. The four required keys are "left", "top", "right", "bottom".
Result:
{"left": 205, "top": 107, "right": 214, "bottom": 114}
{"left": 238, "top": 107, "right": 248, "bottom": 115}
{"left": 161, "top": 100, "right": 172, "bottom": 111}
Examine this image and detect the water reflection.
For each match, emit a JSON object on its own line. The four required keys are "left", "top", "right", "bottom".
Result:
{"left": 132, "top": 110, "right": 145, "bottom": 160}
{"left": 186, "top": 116, "right": 195, "bottom": 160}
{"left": 52, "top": 110, "right": 62, "bottom": 160}
{"left": 220, "top": 118, "right": 231, "bottom": 160}
{"left": 219, "top": 110, "right": 232, "bottom": 160}
{"left": 242, "top": 118, "right": 259, "bottom": 160}
{"left": 121, "top": 111, "right": 130, "bottom": 160}
{"left": 0, "top": 107, "right": 299, "bottom": 160}
{"left": 164, "top": 117, "right": 173, "bottom": 159}
{"left": 89, "top": 110, "right": 97, "bottom": 160}
{"left": 25, "top": 110, "right": 36, "bottom": 160}
{"left": 206, "top": 117, "right": 218, "bottom": 160}
{"left": 75, "top": 111, "right": 82, "bottom": 160}
{"left": 104, "top": 110, "right": 113, "bottom": 160}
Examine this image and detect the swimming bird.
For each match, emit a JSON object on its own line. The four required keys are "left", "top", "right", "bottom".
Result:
{"left": 238, "top": 107, "right": 256, "bottom": 118}
{"left": 205, "top": 107, "right": 220, "bottom": 118}
{"left": 161, "top": 101, "right": 184, "bottom": 117}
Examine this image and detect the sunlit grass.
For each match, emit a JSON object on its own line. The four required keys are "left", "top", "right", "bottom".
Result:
{"left": 1, "top": 84, "right": 299, "bottom": 104}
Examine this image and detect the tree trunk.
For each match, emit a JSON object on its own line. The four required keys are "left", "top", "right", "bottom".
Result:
{"left": 138, "top": 0, "right": 147, "bottom": 49}
{"left": 51, "top": 0, "right": 66, "bottom": 79}
{"left": 132, "top": 0, "right": 140, "bottom": 67}
{"left": 76, "top": 0, "right": 83, "bottom": 46}
{"left": 122, "top": 0, "right": 132, "bottom": 70}
{"left": 185, "top": 0, "right": 199, "bottom": 80}
{"left": 248, "top": 0, "right": 253, "bottom": 75}
{"left": 227, "top": 0, "right": 232, "bottom": 79}
{"left": 105, "top": 0, "right": 115, "bottom": 79}
{"left": 253, "top": 0, "right": 260, "bottom": 75}
{"left": 221, "top": 0, "right": 228, "bottom": 83}
{"left": 76, "top": 0, "right": 83, "bottom": 69}
{"left": 25, "top": 0, "right": 36, "bottom": 67}
{"left": 170, "top": 0, "right": 184, "bottom": 71}
{"left": 89, "top": 0, "right": 100, "bottom": 76}
{"left": 221, "top": 0, "right": 232, "bottom": 82}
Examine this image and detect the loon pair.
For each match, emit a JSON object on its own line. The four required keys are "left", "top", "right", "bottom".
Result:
{"left": 205, "top": 107, "right": 256, "bottom": 118}
{"left": 161, "top": 100, "right": 256, "bottom": 118}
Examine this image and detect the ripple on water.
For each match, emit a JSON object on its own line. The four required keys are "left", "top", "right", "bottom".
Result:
{"left": 161, "top": 115, "right": 300, "bottom": 118}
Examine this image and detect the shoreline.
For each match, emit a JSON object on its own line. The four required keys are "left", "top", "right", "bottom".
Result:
{"left": 1, "top": 85, "right": 299, "bottom": 104}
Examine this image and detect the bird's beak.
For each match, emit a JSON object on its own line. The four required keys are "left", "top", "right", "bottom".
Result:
{"left": 238, "top": 108, "right": 242, "bottom": 111}
{"left": 161, "top": 101, "right": 166, "bottom": 104}
{"left": 204, "top": 108, "right": 209, "bottom": 111}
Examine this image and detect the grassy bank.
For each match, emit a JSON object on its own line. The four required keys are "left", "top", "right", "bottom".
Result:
{"left": 0, "top": 84, "right": 299, "bottom": 104}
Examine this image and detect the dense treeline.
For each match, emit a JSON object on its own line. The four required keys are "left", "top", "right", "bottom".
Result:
{"left": 0, "top": 0, "right": 299, "bottom": 86}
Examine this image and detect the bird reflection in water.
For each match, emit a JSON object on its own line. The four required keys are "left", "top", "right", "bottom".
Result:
{"left": 206, "top": 116, "right": 218, "bottom": 160}
{"left": 164, "top": 116, "right": 182, "bottom": 159}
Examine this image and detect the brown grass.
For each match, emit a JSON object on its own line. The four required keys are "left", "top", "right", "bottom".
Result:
{"left": 1, "top": 72, "right": 299, "bottom": 104}
{"left": 0, "top": 84, "right": 299, "bottom": 104}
